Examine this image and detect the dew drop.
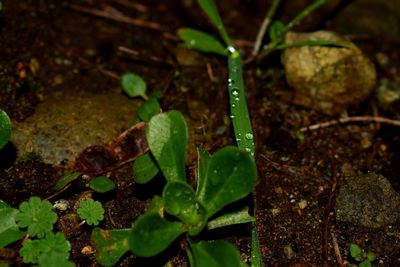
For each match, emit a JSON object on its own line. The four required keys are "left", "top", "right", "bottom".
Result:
{"left": 245, "top": 147, "right": 251, "bottom": 152}
{"left": 189, "top": 40, "right": 196, "bottom": 46}
{"left": 235, "top": 97, "right": 239, "bottom": 101}
{"left": 230, "top": 115, "right": 235, "bottom": 119}
{"left": 245, "top": 133, "right": 253, "bottom": 140}
{"left": 228, "top": 78, "right": 235, "bottom": 86}
{"left": 231, "top": 103, "right": 236, "bottom": 108}
{"left": 231, "top": 88, "right": 239, "bottom": 97}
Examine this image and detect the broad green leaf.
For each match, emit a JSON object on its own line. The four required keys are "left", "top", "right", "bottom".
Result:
{"left": 91, "top": 228, "right": 130, "bottom": 267}
{"left": 349, "top": 243, "right": 362, "bottom": 260}
{"left": 276, "top": 40, "right": 351, "bottom": 50}
{"left": 129, "top": 213, "right": 184, "bottom": 257}
{"left": 366, "top": 251, "right": 376, "bottom": 261}
{"left": 196, "top": 146, "right": 257, "bottom": 217}
{"left": 196, "top": 148, "right": 210, "bottom": 195}
{"left": 163, "top": 182, "right": 207, "bottom": 235}
{"left": 89, "top": 176, "right": 115, "bottom": 193}
{"left": 207, "top": 207, "right": 254, "bottom": 230}
{"left": 0, "top": 200, "right": 26, "bottom": 247}
{"left": 197, "top": 0, "right": 232, "bottom": 46}
{"left": 132, "top": 153, "right": 159, "bottom": 184}
{"left": 120, "top": 72, "right": 148, "bottom": 99}
{"left": 147, "top": 111, "right": 188, "bottom": 182}
{"left": 53, "top": 172, "right": 81, "bottom": 191}
{"left": 0, "top": 108, "right": 11, "bottom": 150}
{"left": 178, "top": 28, "right": 227, "bottom": 56}
{"left": 190, "top": 240, "right": 244, "bottom": 267}
{"left": 138, "top": 97, "right": 160, "bottom": 122}
{"left": 37, "top": 251, "right": 74, "bottom": 267}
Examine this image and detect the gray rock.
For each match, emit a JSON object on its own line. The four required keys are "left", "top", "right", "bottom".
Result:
{"left": 283, "top": 31, "right": 376, "bottom": 115}
{"left": 11, "top": 90, "right": 140, "bottom": 166}
{"left": 335, "top": 173, "right": 400, "bottom": 228}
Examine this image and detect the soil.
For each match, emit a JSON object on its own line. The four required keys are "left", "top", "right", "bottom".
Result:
{"left": 1, "top": 0, "right": 400, "bottom": 266}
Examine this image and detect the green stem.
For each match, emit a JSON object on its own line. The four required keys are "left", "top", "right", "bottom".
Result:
{"left": 252, "top": 0, "right": 281, "bottom": 55}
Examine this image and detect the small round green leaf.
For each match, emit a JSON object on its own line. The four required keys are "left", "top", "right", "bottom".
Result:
{"left": 120, "top": 72, "right": 147, "bottom": 99}
{"left": 129, "top": 213, "right": 184, "bottom": 257}
{"left": 132, "top": 153, "right": 159, "bottom": 184}
{"left": 0, "top": 109, "right": 12, "bottom": 149}
{"left": 190, "top": 240, "right": 244, "bottom": 267}
{"left": 77, "top": 199, "right": 104, "bottom": 226}
{"left": 349, "top": 243, "right": 362, "bottom": 259}
{"left": 89, "top": 176, "right": 115, "bottom": 193}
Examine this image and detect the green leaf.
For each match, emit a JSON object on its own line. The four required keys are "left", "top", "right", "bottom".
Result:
{"left": 77, "top": 199, "right": 104, "bottom": 226}
{"left": 129, "top": 212, "right": 184, "bottom": 257}
{"left": 132, "top": 153, "right": 159, "bottom": 184}
{"left": 207, "top": 207, "right": 254, "bottom": 230}
{"left": 20, "top": 239, "right": 42, "bottom": 264}
{"left": 163, "top": 182, "right": 207, "bottom": 236}
{"left": 366, "top": 251, "right": 376, "bottom": 262}
{"left": 276, "top": 40, "right": 351, "bottom": 50}
{"left": 120, "top": 72, "right": 148, "bottom": 99}
{"left": 38, "top": 251, "right": 75, "bottom": 267}
{"left": 197, "top": 0, "right": 232, "bottom": 46}
{"left": 178, "top": 28, "right": 227, "bottom": 56}
{"left": 0, "top": 200, "right": 26, "bottom": 247}
{"left": 138, "top": 97, "right": 160, "bottom": 122}
{"left": 196, "top": 146, "right": 257, "bottom": 218}
{"left": 359, "top": 260, "right": 372, "bottom": 267}
{"left": 0, "top": 108, "right": 11, "bottom": 150}
{"left": 89, "top": 176, "right": 116, "bottom": 193}
{"left": 91, "top": 228, "right": 130, "bottom": 267}
{"left": 196, "top": 148, "right": 210, "bottom": 195}
{"left": 349, "top": 243, "right": 362, "bottom": 260}
{"left": 53, "top": 172, "right": 82, "bottom": 191}
{"left": 15, "top": 197, "right": 57, "bottom": 238}
{"left": 268, "top": 20, "right": 285, "bottom": 42}
{"left": 190, "top": 240, "right": 244, "bottom": 267}
{"left": 147, "top": 111, "right": 188, "bottom": 182}
{"left": 20, "top": 232, "right": 71, "bottom": 264}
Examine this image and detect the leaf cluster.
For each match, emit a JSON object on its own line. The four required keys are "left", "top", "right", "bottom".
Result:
{"left": 349, "top": 243, "right": 377, "bottom": 267}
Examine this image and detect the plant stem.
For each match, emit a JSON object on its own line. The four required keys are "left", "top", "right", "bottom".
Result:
{"left": 252, "top": 0, "right": 281, "bottom": 56}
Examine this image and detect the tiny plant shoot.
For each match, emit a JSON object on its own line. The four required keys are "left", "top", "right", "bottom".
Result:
{"left": 349, "top": 243, "right": 377, "bottom": 267}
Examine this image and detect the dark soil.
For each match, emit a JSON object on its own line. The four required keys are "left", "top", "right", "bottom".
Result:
{"left": 1, "top": 0, "right": 400, "bottom": 266}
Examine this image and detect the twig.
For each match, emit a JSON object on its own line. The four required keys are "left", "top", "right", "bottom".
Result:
{"left": 322, "top": 173, "right": 337, "bottom": 267}
{"left": 113, "top": 0, "right": 147, "bottom": 12}
{"left": 118, "top": 46, "right": 174, "bottom": 67}
{"left": 300, "top": 116, "right": 400, "bottom": 132}
{"left": 206, "top": 63, "right": 218, "bottom": 83}
{"left": 68, "top": 5, "right": 178, "bottom": 41}
{"left": 331, "top": 231, "right": 345, "bottom": 267}
{"left": 252, "top": 0, "right": 281, "bottom": 56}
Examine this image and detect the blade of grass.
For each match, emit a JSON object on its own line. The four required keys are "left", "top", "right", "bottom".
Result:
{"left": 197, "top": 0, "right": 233, "bottom": 46}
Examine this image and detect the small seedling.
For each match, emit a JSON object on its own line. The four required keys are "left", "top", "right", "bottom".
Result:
{"left": 349, "top": 243, "right": 377, "bottom": 267}
{"left": 15, "top": 197, "right": 58, "bottom": 238}
{"left": 0, "top": 108, "right": 11, "bottom": 149}
{"left": 77, "top": 199, "right": 105, "bottom": 226}
{"left": 89, "top": 176, "right": 115, "bottom": 193}
{"left": 19, "top": 232, "right": 72, "bottom": 265}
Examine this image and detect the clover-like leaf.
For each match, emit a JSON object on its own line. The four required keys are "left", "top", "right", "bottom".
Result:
{"left": 89, "top": 176, "right": 115, "bottom": 193}
{"left": 163, "top": 182, "right": 207, "bottom": 236}
{"left": 147, "top": 111, "right": 188, "bottom": 182}
{"left": 178, "top": 28, "right": 227, "bottom": 56}
{"left": 15, "top": 197, "right": 57, "bottom": 238}
{"left": 129, "top": 212, "right": 184, "bottom": 257}
{"left": 120, "top": 72, "right": 147, "bottom": 99}
{"left": 0, "top": 108, "right": 12, "bottom": 149}
{"left": 132, "top": 153, "right": 159, "bottom": 184}
{"left": 0, "top": 200, "right": 26, "bottom": 247}
{"left": 77, "top": 199, "right": 104, "bottom": 226}
{"left": 92, "top": 228, "right": 130, "bottom": 267}
{"left": 190, "top": 240, "right": 244, "bottom": 267}
{"left": 196, "top": 146, "right": 257, "bottom": 218}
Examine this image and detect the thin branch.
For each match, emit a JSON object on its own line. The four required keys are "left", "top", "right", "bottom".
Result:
{"left": 68, "top": 5, "right": 178, "bottom": 41}
{"left": 300, "top": 116, "right": 400, "bottom": 132}
{"left": 113, "top": 0, "right": 147, "bottom": 13}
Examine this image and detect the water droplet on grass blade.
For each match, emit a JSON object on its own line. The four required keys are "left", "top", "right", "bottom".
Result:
{"left": 245, "top": 133, "right": 253, "bottom": 140}
{"left": 231, "top": 88, "right": 239, "bottom": 96}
